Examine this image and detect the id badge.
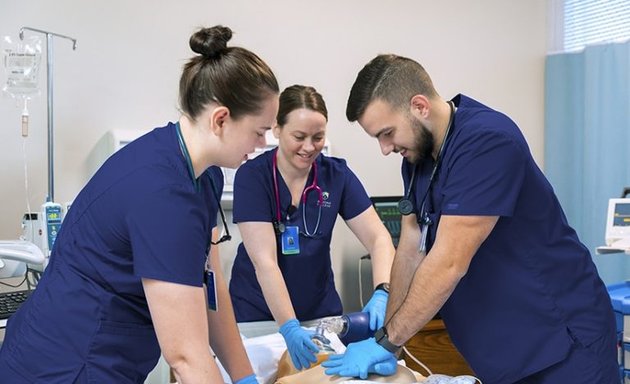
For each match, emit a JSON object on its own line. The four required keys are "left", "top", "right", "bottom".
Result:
{"left": 205, "top": 270, "right": 218, "bottom": 311}
{"left": 281, "top": 226, "right": 300, "bottom": 255}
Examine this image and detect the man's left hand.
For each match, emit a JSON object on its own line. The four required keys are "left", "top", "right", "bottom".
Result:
{"left": 362, "top": 290, "right": 388, "bottom": 330}
{"left": 321, "top": 338, "right": 397, "bottom": 379}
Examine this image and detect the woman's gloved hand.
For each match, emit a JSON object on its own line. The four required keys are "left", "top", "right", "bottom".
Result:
{"left": 322, "top": 337, "right": 397, "bottom": 379}
{"left": 233, "top": 373, "right": 258, "bottom": 384}
{"left": 362, "top": 289, "right": 388, "bottom": 330}
{"left": 279, "top": 318, "right": 319, "bottom": 370}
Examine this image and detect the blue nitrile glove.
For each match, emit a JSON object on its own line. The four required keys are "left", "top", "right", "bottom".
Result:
{"left": 234, "top": 373, "right": 258, "bottom": 384}
{"left": 362, "top": 290, "right": 388, "bottom": 330}
{"left": 322, "top": 337, "right": 397, "bottom": 379}
{"left": 279, "top": 318, "right": 319, "bottom": 370}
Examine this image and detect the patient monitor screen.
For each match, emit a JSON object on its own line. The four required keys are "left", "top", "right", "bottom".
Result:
{"left": 371, "top": 197, "right": 402, "bottom": 248}
{"left": 613, "top": 202, "right": 630, "bottom": 227}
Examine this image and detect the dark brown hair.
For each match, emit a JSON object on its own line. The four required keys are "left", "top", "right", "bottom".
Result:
{"left": 179, "top": 25, "right": 279, "bottom": 121}
{"left": 277, "top": 84, "right": 328, "bottom": 126}
{"left": 346, "top": 54, "right": 438, "bottom": 122}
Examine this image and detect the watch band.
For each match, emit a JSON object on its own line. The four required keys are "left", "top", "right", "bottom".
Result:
{"left": 374, "top": 326, "right": 400, "bottom": 353}
{"left": 375, "top": 282, "right": 390, "bottom": 293}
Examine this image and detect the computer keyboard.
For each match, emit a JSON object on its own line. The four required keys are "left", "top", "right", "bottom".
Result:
{"left": 0, "top": 290, "right": 32, "bottom": 320}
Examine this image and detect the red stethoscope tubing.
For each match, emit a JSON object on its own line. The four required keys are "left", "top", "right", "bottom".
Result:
{"left": 272, "top": 149, "right": 323, "bottom": 236}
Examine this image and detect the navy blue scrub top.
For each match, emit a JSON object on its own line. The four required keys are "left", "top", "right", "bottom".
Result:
{"left": 229, "top": 149, "right": 372, "bottom": 322}
{"left": 401, "top": 94, "right": 615, "bottom": 384}
{"left": 0, "top": 123, "right": 222, "bottom": 383}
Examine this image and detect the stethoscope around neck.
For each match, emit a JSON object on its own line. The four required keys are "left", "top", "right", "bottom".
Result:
{"left": 272, "top": 149, "right": 323, "bottom": 237}
{"left": 175, "top": 122, "right": 231, "bottom": 245}
{"left": 398, "top": 100, "right": 456, "bottom": 219}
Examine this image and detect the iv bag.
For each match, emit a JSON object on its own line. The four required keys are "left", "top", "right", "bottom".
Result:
{"left": 2, "top": 35, "right": 42, "bottom": 99}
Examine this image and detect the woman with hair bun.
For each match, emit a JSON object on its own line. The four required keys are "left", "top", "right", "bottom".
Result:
{"left": 0, "top": 25, "right": 277, "bottom": 384}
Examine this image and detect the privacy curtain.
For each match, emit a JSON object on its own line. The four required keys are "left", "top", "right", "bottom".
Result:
{"left": 545, "top": 41, "right": 630, "bottom": 284}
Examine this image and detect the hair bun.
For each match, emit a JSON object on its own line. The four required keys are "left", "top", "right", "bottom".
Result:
{"left": 189, "top": 25, "right": 233, "bottom": 58}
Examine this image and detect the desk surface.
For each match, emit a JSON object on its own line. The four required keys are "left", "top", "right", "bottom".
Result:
{"left": 403, "top": 319, "right": 474, "bottom": 376}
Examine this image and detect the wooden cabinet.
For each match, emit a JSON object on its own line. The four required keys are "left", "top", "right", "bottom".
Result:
{"left": 402, "top": 319, "right": 474, "bottom": 377}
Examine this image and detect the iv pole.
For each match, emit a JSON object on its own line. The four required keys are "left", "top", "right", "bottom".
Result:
{"left": 19, "top": 27, "right": 77, "bottom": 203}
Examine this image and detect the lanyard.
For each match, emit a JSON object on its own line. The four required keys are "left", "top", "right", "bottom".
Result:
{"left": 272, "top": 149, "right": 323, "bottom": 237}
{"left": 176, "top": 123, "right": 231, "bottom": 277}
{"left": 175, "top": 122, "right": 199, "bottom": 192}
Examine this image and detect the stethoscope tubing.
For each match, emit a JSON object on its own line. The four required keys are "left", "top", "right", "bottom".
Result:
{"left": 398, "top": 100, "right": 456, "bottom": 218}
{"left": 272, "top": 149, "right": 323, "bottom": 237}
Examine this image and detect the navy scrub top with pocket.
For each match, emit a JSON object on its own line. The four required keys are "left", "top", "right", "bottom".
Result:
{"left": 229, "top": 149, "right": 372, "bottom": 322}
{"left": 0, "top": 122, "right": 221, "bottom": 383}
{"left": 401, "top": 94, "right": 615, "bottom": 384}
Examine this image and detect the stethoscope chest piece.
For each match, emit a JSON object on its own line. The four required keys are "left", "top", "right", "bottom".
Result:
{"left": 273, "top": 220, "right": 286, "bottom": 235}
{"left": 397, "top": 198, "right": 414, "bottom": 216}
{"left": 397, "top": 100, "right": 456, "bottom": 217}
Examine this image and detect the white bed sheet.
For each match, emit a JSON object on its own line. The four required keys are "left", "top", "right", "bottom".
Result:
{"left": 216, "top": 321, "right": 479, "bottom": 384}
{"left": 217, "top": 322, "right": 346, "bottom": 384}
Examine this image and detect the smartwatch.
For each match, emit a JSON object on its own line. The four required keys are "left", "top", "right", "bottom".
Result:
{"left": 374, "top": 326, "right": 400, "bottom": 353}
{"left": 375, "top": 282, "right": 390, "bottom": 293}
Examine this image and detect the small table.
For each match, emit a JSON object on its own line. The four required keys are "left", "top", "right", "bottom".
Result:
{"left": 402, "top": 318, "right": 474, "bottom": 376}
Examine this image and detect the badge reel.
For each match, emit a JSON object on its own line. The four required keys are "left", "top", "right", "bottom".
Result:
{"left": 419, "top": 213, "right": 432, "bottom": 254}
{"left": 274, "top": 219, "right": 300, "bottom": 255}
{"left": 205, "top": 269, "right": 218, "bottom": 311}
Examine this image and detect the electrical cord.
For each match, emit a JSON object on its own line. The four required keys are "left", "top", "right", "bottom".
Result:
{"left": 357, "top": 255, "right": 433, "bottom": 376}
{"left": 26, "top": 267, "right": 41, "bottom": 289}
{"left": 0, "top": 274, "right": 27, "bottom": 288}
{"left": 0, "top": 269, "right": 40, "bottom": 290}
{"left": 402, "top": 345, "right": 433, "bottom": 376}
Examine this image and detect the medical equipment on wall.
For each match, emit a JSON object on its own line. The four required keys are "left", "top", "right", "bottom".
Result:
{"left": 41, "top": 201, "right": 62, "bottom": 252}
{"left": 597, "top": 190, "right": 630, "bottom": 254}
{"left": 17, "top": 201, "right": 66, "bottom": 274}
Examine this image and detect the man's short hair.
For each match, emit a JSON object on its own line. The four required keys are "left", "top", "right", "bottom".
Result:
{"left": 346, "top": 54, "right": 438, "bottom": 122}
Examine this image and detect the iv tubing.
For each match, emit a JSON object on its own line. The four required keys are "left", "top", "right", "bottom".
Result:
{"left": 19, "top": 27, "right": 77, "bottom": 202}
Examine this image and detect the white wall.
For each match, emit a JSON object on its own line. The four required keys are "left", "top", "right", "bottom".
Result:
{"left": 0, "top": 0, "right": 547, "bottom": 310}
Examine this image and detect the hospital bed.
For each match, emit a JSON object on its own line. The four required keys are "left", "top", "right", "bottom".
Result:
{"left": 147, "top": 320, "right": 478, "bottom": 384}
{"left": 218, "top": 320, "right": 429, "bottom": 384}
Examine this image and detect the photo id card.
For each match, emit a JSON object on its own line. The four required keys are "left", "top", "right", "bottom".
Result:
{"left": 205, "top": 269, "right": 218, "bottom": 311}
{"left": 281, "top": 226, "right": 300, "bottom": 255}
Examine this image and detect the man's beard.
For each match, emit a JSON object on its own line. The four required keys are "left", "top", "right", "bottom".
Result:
{"left": 411, "top": 115, "right": 434, "bottom": 164}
